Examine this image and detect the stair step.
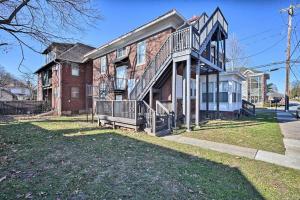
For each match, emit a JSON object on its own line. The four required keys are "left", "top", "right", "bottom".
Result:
{"left": 155, "top": 129, "right": 171, "bottom": 137}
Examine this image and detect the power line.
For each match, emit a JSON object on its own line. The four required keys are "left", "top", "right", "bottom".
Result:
{"left": 239, "top": 27, "right": 284, "bottom": 42}
{"left": 228, "top": 35, "right": 286, "bottom": 61}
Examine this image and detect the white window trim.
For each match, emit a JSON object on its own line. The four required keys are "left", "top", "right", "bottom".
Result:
{"left": 71, "top": 64, "right": 80, "bottom": 76}
{"left": 137, "top": 40, "right": 146, "bottom": 66}
{"left": 116, "top": 47, "right": 127, "bottom": 59}
{"left": 71, "top": 87, "right": 80, "bottom": 99}
{"left": 100, "top": 56, "right": 107, "bottom": 74}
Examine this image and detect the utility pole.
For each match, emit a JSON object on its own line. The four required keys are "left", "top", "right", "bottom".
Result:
{"left": 281, "top": 4, "right": 300, "bottom": 111}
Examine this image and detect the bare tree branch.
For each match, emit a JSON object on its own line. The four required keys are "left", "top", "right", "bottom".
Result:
{"left": 0, "top": 0, "right": 101, "bottom": 73}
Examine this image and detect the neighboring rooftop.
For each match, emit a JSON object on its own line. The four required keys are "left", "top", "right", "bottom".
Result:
{"left": 35, "top": 42, "right": 95, "bottom": 73}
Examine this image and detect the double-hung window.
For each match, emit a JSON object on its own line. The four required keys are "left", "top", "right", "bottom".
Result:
{"left": 137, "top": 41, "right": 146, "bottom": 65}
{"left": 117, "top": 47, "right": 127, "bottom": 58}
{"left": 237, "top": 83, "right": 242, "bottom": 102}
{"left": 99, "top": 82, "right": 106, "bottom": 99}
{"left": 71, "top": 63, "right": 79, "bottom": 76}
{"left": 232, "top": 81, "right": 237, "bottom": 102}
{"left": 100, "top": 56, "right": 107, "bottom": 74}
{"left": 218, "top": 81, "right": 229, "bottom": 102}
{"left": 202, "top": 82, "right": 214, "bottom": 102}
{"left": 71, "top": 87, "right": 80, "bottom": 99}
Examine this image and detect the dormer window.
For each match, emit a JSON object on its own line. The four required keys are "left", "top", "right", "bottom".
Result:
{"left": 116, "top": 47, "right": 127, "bottom": 58}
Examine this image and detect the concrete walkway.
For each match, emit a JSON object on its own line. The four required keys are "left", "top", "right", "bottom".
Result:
{"left": 277, "top": 111, "right": 300, "bottom": 159}
{"left": 163, "top": 135, "right": 300, "bottom": 170}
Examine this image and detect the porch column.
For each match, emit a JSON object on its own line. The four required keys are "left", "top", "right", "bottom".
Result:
{"left": 186, "top": 55, "right": 191, "bottom": 131}
{"left": 183, "top": 65, "right": 186, "bottom": 120}
{"left": 223, "top": 39, "right": 226, "bottom": 70}
{"left": 195, "top": 65, "right": 200, "bottom": 126}
{"left": 172, "top": 61, "right": 177, "bottom": 127}
{"left": 206, "top": 72, "right": 209, "bottom": 118}
{"left": 150, "top": 87, "right": 153, "bottom": 109}
{"left": 216, "top": 72, "right": 220, "bottom": 118}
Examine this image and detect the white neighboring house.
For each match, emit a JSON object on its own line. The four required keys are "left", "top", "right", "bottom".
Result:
{"left": 176, "top": 71, "right": 245, "bottom": 113}
{"left": 0, "top": 88, "right": 17, "bottom": 101}
{"left": 8, "top": 86, "right": 32, "bottom": 100}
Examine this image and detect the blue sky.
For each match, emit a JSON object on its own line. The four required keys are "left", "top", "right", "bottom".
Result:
{"left": 1, "top": 0, "right": 299, "bottom": 93}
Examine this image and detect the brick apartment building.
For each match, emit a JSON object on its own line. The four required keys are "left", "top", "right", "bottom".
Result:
{"left": 35, "top": 8, "right": 251, "bottom": 135}
{"left": 239, "top": 67, "right": 270, "bottom": 107}
{"left": 35, "top": 43, "right": 95, "bottom": 115}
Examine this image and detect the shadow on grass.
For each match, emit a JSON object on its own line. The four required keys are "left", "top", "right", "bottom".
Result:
{"left": 0, "top": 121, "right": 265, "bottom": 199}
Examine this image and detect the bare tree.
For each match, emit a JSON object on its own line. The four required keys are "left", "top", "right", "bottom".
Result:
{"left": 0, "top": 66, "right": 15, "bottom": 87}
{"left": 0, "top": 0, "right": 101, "bottom": 71}
{"left": 227, "top": 33, "right": 249, "bottom": 71}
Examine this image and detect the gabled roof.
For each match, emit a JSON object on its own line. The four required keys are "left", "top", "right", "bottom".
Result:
{"left": 42, "top": 42, "right": 74, "bottom": 54}
{"left": 57, "top": 43, "right": 95, "bottom": 63}
{"left": 84, "top": 9, "right": 186, "bottom": 60}
{"left": 237, "top": 67, "right": 264, "bottom": 74}
{"left": 35, "top": 43, "right": 95, "bottom": 73}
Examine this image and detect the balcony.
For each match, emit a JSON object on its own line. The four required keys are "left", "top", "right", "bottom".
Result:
{"left": 113, "top": 78, "right": 127, "bottom": 93}
{"left": 45, "top": 51, "right": 56, "bottom": 64}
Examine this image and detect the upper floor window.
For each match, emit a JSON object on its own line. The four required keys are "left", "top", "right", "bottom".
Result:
{"left": 100, "top": 56, "right": 107, "bottom": 74}
{"left": 137, "top": 41, "right": 146, "bottom": 65}
{"left": 117, "top": 47, "right": 127, "bottom": 58}
{"left": 46, "top": 51, "right": 56, "bottom": 64}
{"left": 71, "top": 63, "right": 79, "bottom": 76}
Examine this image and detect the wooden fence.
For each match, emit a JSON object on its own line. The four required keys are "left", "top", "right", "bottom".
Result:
{"left": 0, "top": 101, "right": 51, "bottom": 115}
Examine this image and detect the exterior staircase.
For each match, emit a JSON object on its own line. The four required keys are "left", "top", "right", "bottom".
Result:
{"left": 96, "top": 8, "right": 228, "bottom": 136}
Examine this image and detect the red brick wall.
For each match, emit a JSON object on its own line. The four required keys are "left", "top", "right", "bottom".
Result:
{"left": 93, "top": 28, "right": 174, "bottom": 100}
{"left": 61, "top": 61, "right": 93, "bottom": 114}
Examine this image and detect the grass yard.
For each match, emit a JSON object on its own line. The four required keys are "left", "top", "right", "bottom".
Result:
{"left": 180, "top": 111, "right": 285, "bottom": 154}
{"left": 0, "top": 116, "right": 299, "bottom": 199}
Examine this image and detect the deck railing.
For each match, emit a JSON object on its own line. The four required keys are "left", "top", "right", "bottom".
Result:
{"left": 96, "top": 100, "right": 138, "bottom": 120}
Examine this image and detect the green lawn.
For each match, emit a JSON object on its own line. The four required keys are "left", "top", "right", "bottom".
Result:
{"left": 0, "top": 116, "right": 299, "bottom": 199}
{"left": 180, "top": 111, "right": 285, "bottom": 154}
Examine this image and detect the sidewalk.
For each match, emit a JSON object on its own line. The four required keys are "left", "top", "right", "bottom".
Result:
{"left": 163, "top": 134, "right": 300, "bottom": 170}
{"left": 277, "top": 111, "right": 300, "bottom": 158}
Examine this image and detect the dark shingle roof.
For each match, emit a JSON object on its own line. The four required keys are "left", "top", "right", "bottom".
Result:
{"left": 57, "top": 43, "right": 95, "bottom": 63}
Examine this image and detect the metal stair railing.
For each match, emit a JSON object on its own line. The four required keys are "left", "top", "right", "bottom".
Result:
{"left": 156, "top": 100, "right": 173, "bottom": 130}
{"left": 140, "top": 100, "right": 156, "bottom": 133}
{"left": 242, "top": 99, "right": 256, "bottom": 116}
{"left": 129, "top": 8, "right": 228, "bottom": 101}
